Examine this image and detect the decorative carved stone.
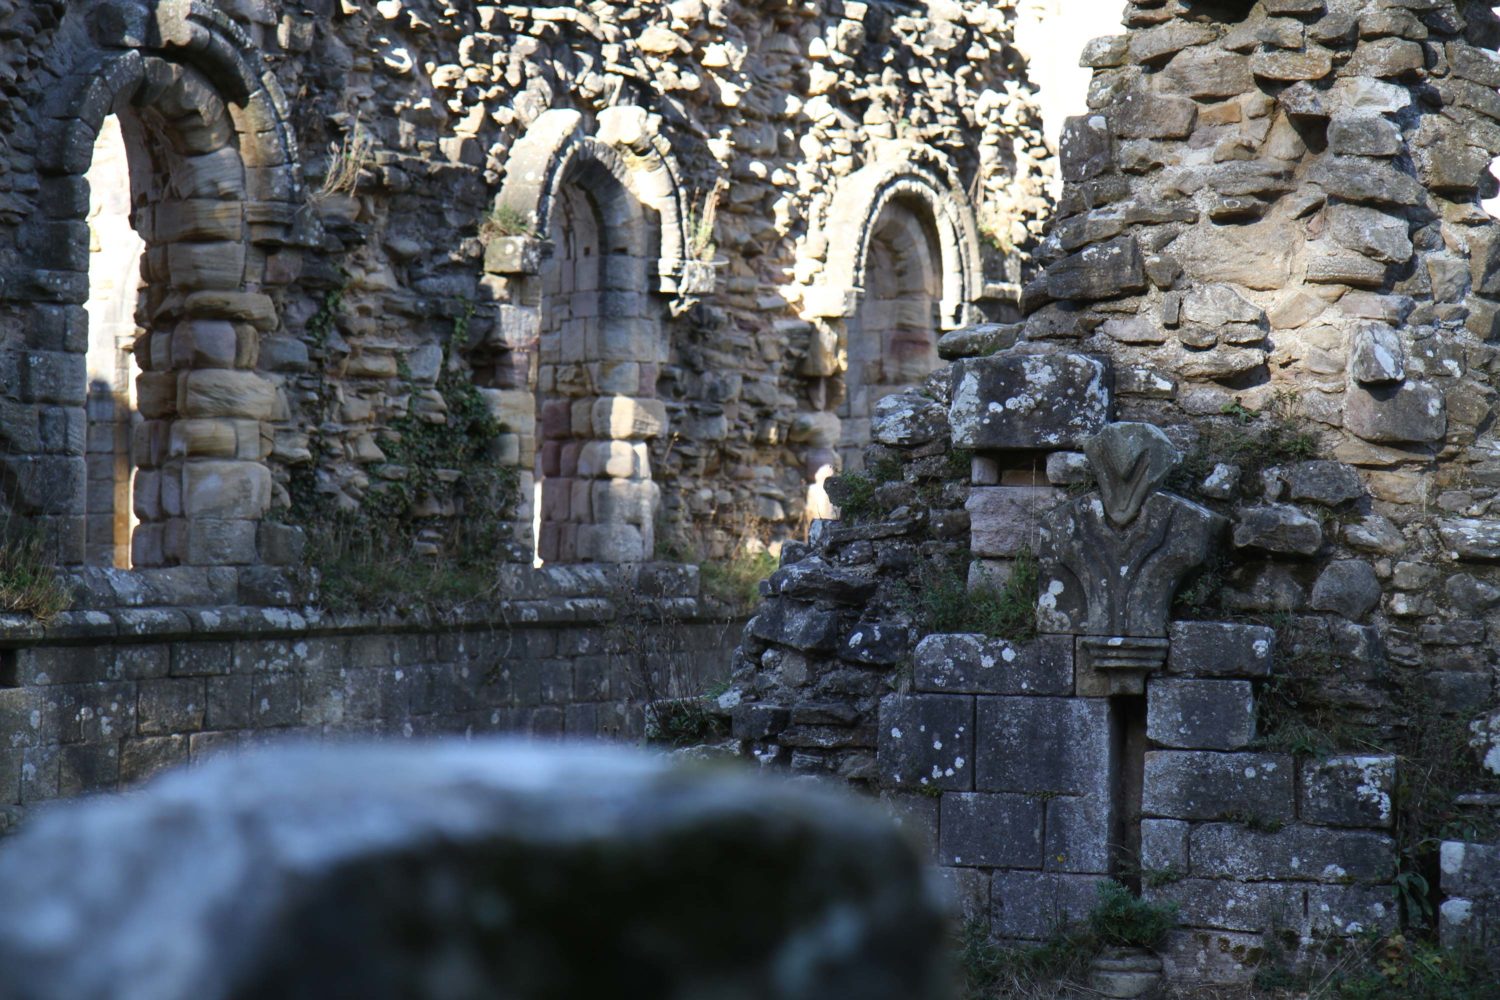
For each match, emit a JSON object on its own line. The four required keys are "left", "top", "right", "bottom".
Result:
{"left": 1037, "top": 424, "right": 1226, "bottom": 682}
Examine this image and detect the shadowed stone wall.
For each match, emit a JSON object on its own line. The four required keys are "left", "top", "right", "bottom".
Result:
{"left": 717, "top": 0, "right": 1500, "bottom": 981}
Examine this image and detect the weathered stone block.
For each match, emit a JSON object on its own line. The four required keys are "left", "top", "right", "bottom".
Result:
{"left": 842, "top": 621, "right": 908, "bottom": 666}
{"left": 1306, "top": 884, "right": 1399, "bottom": 938}
{"left": 940, "top": 792, "right": 1042, "bottom": 868}
{"left": 966, "top": 487, "right": 1063, "bottom": 557}
{"left": 1189, "top": 823, "right": 1394, "bottom": 882}
{"left": 136, "top": 678, "right": 206, "bottom": 736}
{"left": 949, "top": 354, "right": 1112, "bottom": 451}
{"left": 747, "top": 600, "right": 840, "bottom": 651}
{"left": 1308, "top": 560, "right": 1381, "bottom": 620}
{"left": 990, "top": 871, "right": 1107, "bottom": 941}
{"left": 1146, "top": 679, "right": 1256, "bottom": 751}
{"left": 1232, "top": 504, "right": 1322, "bottom": 556}
{"left": 976, "top": 697, "right": 1112, "bottom": 796}
{"left": 1344, "top": 381, "right": 1446, "bottom": 443}
{"left": 1141, "top": 818, "right": 1188, "bottom": 875}
{"left": 871, "top": 391, "right": 948, "bottom": 446}
{"left": 1159, "top": 929, "right": 1264, "bottom": 985}
{"left": 1143, "top": 751, "right": 1293, "bottom": 823}
{"left": 1302, "top": 758, "right": 1392, "bottom": 827}
{"left": 878, "top": 694, "right": 973, "bottom": 791}
{"left": 1146, "top": 879, "right": 1301, "bottom": 933}
{"left": 1044, "top": 793, "right": 1112, "bottom": 874}
{"left": 1440, "top": 840, "right": 1500, "bottom": 899}
{"left": 1045, "top": 237, "right": 1148, "bottom": 300}
{"left": 913, "top": 633, "right": 1073, "bottom": 696}
{"left": 1437, "top": 519, "right": 1500, "bottom": 561}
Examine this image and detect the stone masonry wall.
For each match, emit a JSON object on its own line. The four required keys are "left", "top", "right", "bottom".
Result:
{"left": 0, "top": 0, "right": 1058, "bottom": 573}
{"left": 0, "top": 562, "right": 739, "bottom": 835}
{"left": 720, "top": 0, "right": 1500, "bottom": 983}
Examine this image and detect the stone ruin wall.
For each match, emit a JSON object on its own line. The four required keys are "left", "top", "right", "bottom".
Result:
{"left": 0, "top": 0, "right": 1057, "bottom": 578}
{"left": 723, "top": 0, "right": 1500, "bottom": 982}
{"left": 0, "top": 0, "right": 1075, "bottom": 841}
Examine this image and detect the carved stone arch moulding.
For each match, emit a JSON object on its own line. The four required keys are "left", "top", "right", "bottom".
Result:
{"left": 8, "top": 0, "right": 301, "bottom": 568}
{"left": 493, "top": 107, "right": 705, "bottom": 304}
{"left": 800, "top": 141, "right": 984, "bottom": 332}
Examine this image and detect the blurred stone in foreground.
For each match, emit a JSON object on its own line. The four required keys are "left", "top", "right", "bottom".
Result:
{"left": 0, "top": 742, "right": 945, "bottom": 1000}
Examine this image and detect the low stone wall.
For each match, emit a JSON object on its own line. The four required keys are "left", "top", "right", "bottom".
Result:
{"left": 0, "top": 564, "right": 741, "bottom": 831}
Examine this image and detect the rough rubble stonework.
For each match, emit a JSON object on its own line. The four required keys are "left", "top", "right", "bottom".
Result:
{"left": 721, "top": 0, "right": 1500, "bottom": 983}
{"left": 0, "top": 0, "right": 1056, "bottom": 573}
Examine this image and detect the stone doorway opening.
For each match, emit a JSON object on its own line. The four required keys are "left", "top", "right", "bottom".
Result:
{"left": 839, "top": 197, "right": 943, "bottom": 474}
{"left": 83, "top": 116, "right": 146, "bottom": 570}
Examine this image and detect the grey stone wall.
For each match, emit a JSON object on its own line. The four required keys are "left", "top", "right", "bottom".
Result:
{"left": 0, "top": 563, "right": 740, "bottom": 834}
{"left": 0, "top": 0, "right": 1057, "bottom": 569}
{"left": 719, "top": 0, "right": 1500, "bottom": 981}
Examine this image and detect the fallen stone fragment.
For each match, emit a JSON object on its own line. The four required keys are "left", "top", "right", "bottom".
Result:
{"left": 0, "top": 742, "right": 946, "bottom": 1000}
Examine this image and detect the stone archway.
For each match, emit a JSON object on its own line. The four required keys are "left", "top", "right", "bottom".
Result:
{"left": 487, "top": 109, "right": 686, "bottom": 565}
{"left": 839, "top": 198, "right": 944, "bottom": 473}
{"left": 10, "top": 1, "right": 301, "bottom": 568}
{"left": 795, "top": 143, "right": 983, "bottom": 513}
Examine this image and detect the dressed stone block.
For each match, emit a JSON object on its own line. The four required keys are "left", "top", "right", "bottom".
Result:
{"left": 878, "top": 694, "right": 974, "bottom": 791}
{"left": 1143, "top": 751, "right": 1293, "bottom": 823}
{"left": 1299, "top": 756, "right": 1395, "bottom": 828}
{"left": 976, "top": 697, "right": 1113, "bottom": 796}
{"left": 913, "top": 633, "right": 1073, "bottom": 696}
{"left": 1189, "top": 823, "right": 1394, "bottom": 883}
{"left": 1166, "top": 622, "right": 1274, "bottom": 677}
{"left": 939, "top": 792, "right": 1042, "bottom": 868}
{"left": 949, "top": 353, "right": 1112, "bottom": 451}
{"left": 1146, "top": 678, "right": 1256, "bottom": 750}
{"left": 990, "top": 871, "right": 1108, "bottom": 942}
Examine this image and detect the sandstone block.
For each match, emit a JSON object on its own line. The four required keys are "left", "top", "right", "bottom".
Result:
{"left": 748, "top": 600, "right": 841, "bottom": 652}
{"left": 976, "top": 697, "right": 1113, "bottom": 797}
{"left": 576, "top": 440, "right": 649, "bottom": 479}
{"left": 990, "top": 871, "right": 1107, "bottom": 942}
{"left": 181, "top": 461, "right": 271, "bottom": 519}
{"left": 1189, "top": 823, "right": 1394, "bottom": 882}
{"left": 180, "top": 371, "right": 277, "bottom": 421}
{"left": 1343, "top": 381, "right": 1446, "bottom": 443}
{"left": 591, "top": 396, "right": 666, "bottom": 440}
{"left": 1232, "top": 504, "right": 1323, "bottom": 555}
{"left": 1045, "top": 237, "right": 1147, "bottom": 300}
{"left": 966, "top": 487, "right": 1063, "bottom": 558}
{"left": 871, "top": 391, "right": 948, "bottom": 446}
{"left": 941, "top": 793, "right": 1042, "bottom": 869}
{"left": 1308, "top": 560, "right": 1381, "bottom": 620}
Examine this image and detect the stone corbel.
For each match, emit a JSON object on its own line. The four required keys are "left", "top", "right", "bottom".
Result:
{"left": 1036, "top": 422, "right": 1226, "bottom": 695}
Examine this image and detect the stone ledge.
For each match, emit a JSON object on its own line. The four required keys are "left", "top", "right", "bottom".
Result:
{"left": 0, "top": 594, "right": 730, "bottom": 653}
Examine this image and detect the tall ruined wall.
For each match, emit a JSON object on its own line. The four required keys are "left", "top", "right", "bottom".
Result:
{"left": 0, "top": 0, "right": 1056, "bottom": 576}
{"left": 723, "top": 0, "right": 1500, "bottom": 982}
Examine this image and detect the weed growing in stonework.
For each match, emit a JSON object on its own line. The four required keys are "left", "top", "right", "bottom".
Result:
{"left": 912, "top": 549, "right": 1039, "bottom": 642}
{"left": 0, "top": 516, "right": 70, "bottom": 622}
{"left": 698, "top": 545, "right": 778, "bottom": 614}
{"left": 1169, "top": 396, "right": 1322, "bottom": 502}
{"left": 318, "top": 119, "right": 372, "bottom": 198}
{"left": 958, "top": 882, "right": 1175, "bottom": 999}
{"left": 687, "top": 181, "right": 726, "bottom": 262}
{"left": 480, "top": 204, "right": 534, "bottom": 242}
{"left": 1253, "top": 932, "right": 1499, "bottom": 1000}
{"left": 289, "top": 302, "right": 518, "bottom": 612}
